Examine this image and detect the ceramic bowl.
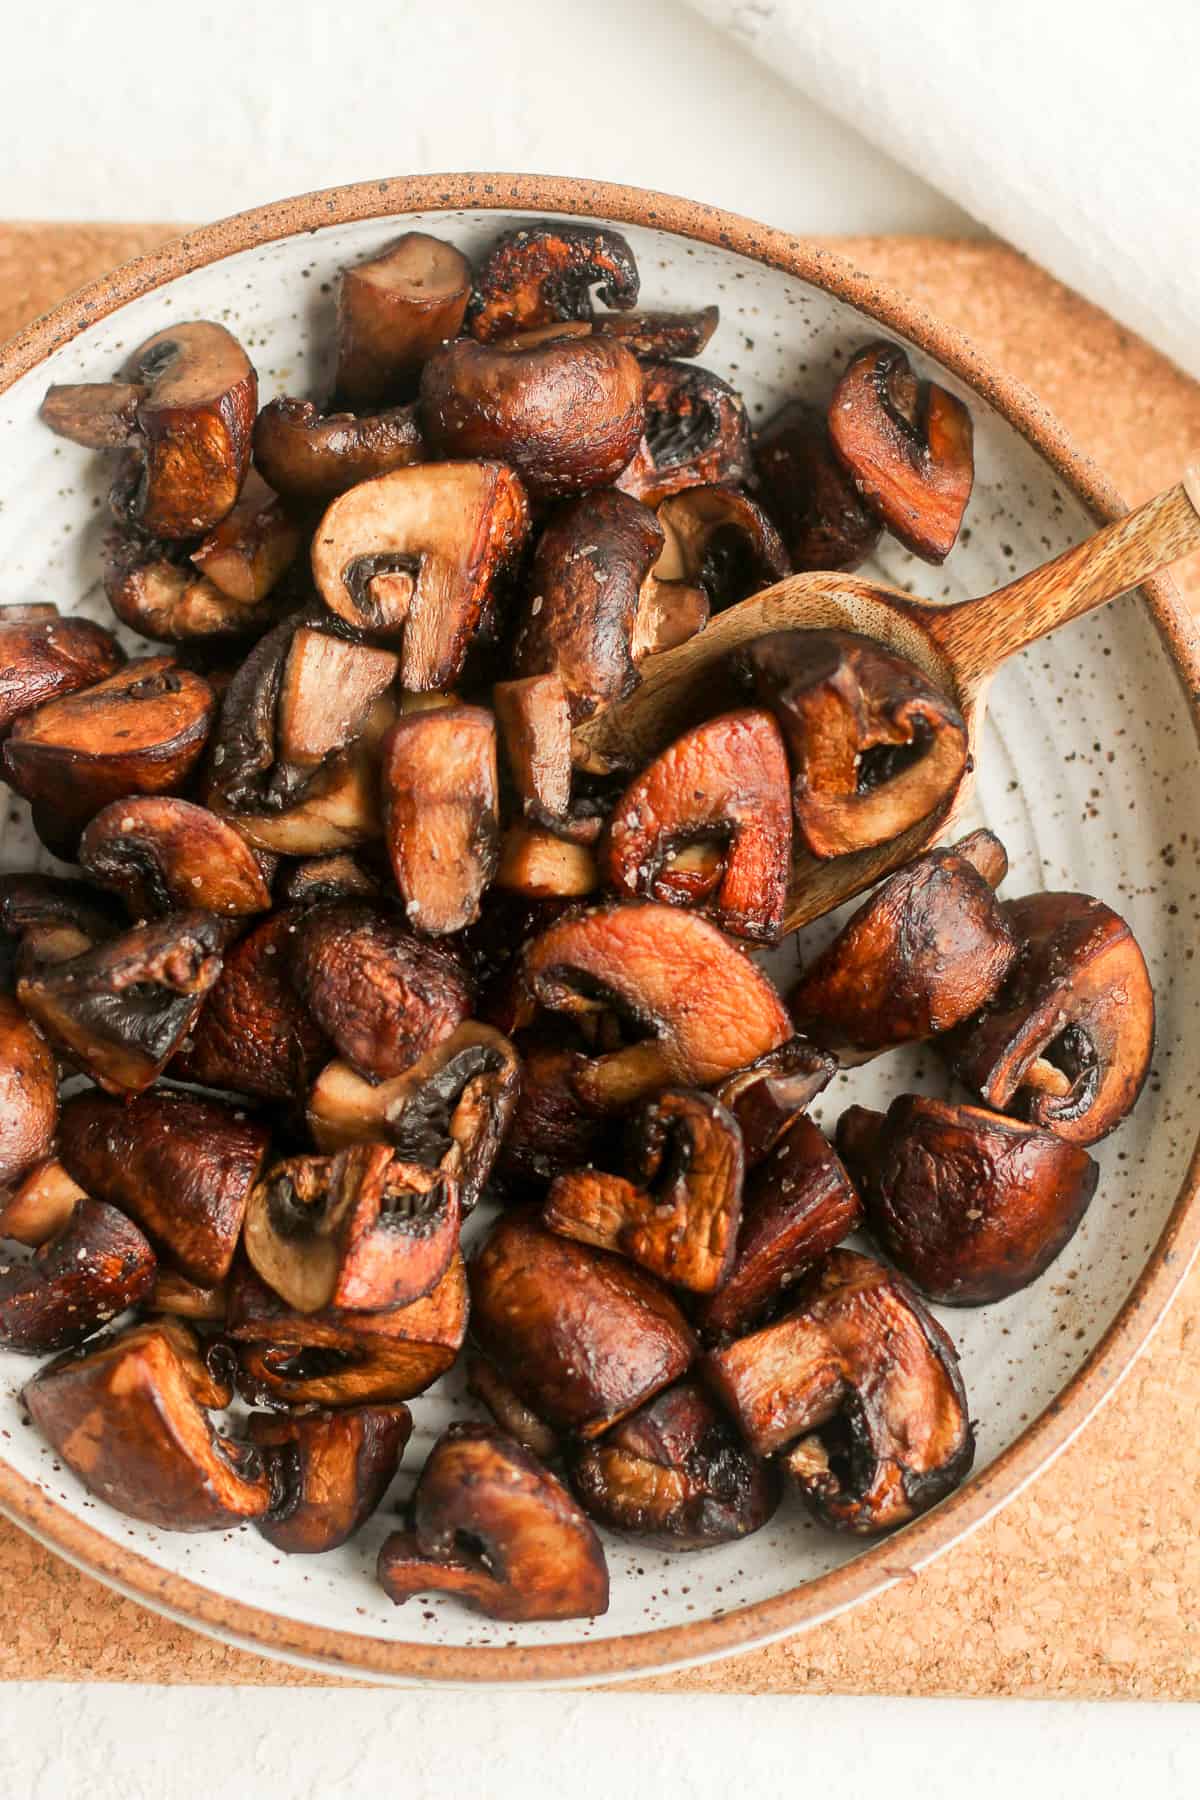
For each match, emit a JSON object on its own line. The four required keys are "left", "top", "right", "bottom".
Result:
{"left": 1, "top": 176, "right": 1198, "bottom": 1687}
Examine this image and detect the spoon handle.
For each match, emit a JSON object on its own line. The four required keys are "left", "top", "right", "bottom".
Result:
{"left": 924, "top": 468, "right": 1200, "bottom": 683}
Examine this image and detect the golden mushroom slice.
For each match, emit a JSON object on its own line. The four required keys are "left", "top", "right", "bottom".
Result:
{"left": 382, "top": 704, "right": 499, "bottom": 935}
{"left": 617, "top": 360, "right": 752, "bottom": 509}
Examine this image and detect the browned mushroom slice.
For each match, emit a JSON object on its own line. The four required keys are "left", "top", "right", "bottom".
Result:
{"left": 337, "top": 232, "right": 472, "bottom": 404}
{"left": 18, "top": 911, "right": 225, "bottom": 1095}
{"left": 0, "top": 995, "right": 57, "bottom": 1189}
{"left": 254, "top": 397, "right": 426, "bottom": 501}
{"left": 0, "top": 1197, "right": 156, "bottom": 1355}
{"left": 467, "top": 1356, "right": 560, "bottom": 1460}
{"left": 22, "top": 1318, "right": 271, "bottom": 1530}
{"left": 308, "top": 1023, "right": 520, "bottom": 1211}
{"left": 494, "top": 823, "right": 600, "bottom": 898}
{"left": 44, "top": 321, "right": 257, "bottom": 540}
{"left": 714, "top": 1037, "right": 837, "bottom": 1166}
{"left": 0, "top": 608, "right": 125, "bottom": 740}
{"left": 381, "top": 704, "right": 499, "bottom": 935}
{"left": 697, "top": 1113, "right": 863, "bottom": 1342}
{"left": 602, "top": 709, "right": 792, "bottom": 943}
{"left": 839, "top": 1094, "right": 1099, "bottom": 1307}
{"left": 493, "top": 672, "right": 572, "bottom": 818}
{"left": 616, "top": 361, "right": 752, "bottom": 509}
{"left": 275, "top": 627, "right": 399, "bottom": 769}
{"left": 188, "top": 470, "right": 300, "bottom": 600}
{"left": 0, "top": 1160, "right": 87, "bottom": 1247}
{"left": 292, "top": 900, "right": 471, "bottom": 1080}
{"left": 734, "top": 629, "right": 968, "bottom": 861}
{"left": 228, "top": 1250, "right": 468, "bottom": 1405}
{"left": 276, "top": 853, "right": 381, "bottom": 909}
{"left": 470, "top": 221, "right": 638, "bottom": 343}
{"left": 496, "top": 1038, "right": 606, "bottom": 1183}
{"left": 511, "top": 902, "right": 791, "bottom": 1109}
{"left": 789, "top": 834, "right": 1018, "bottom": 1056}
{"left": 0, "top": 873, "right": 119, "bottom": 971}
{"left": 101, "top": 527, "right": 267, "bottom": 644}
{"left": 544, "top": 1088, "right": 743, "bottom": 1294}
{"left": 251, "top": 1403, "right": 412, "bottom": 1554}
{"left": 378, "top": 1422, "right": 609, "bottom": 1620}
{"left": 754, "top": 399, "right": 883, "bottom": 572}
{"left": 945, "top": 891, "right": 1155, "bottom": 1146}
{"left": 420, "top": 334, "right": 644, "bottom": 502}
{"left": 244, "top": 1146, "right": 460, "bottom": 1314}
{"left": 704, "top": 1248, "right": 973, "bottom": 1533}
{"left": 79, "top": 797, "right": 273, "bottom": 919}
{"left": 593, "top": 305, "right": 719, "bottom": 361}
{"left": 311, "top": 460, "right": 529, "bottom": 689}
{"left": 653, "top": 485, "right": 791, "bottom": 614}
{"left": 148, "top": 1268, "right": 228, "bottom": 1322}
{"left": 3, "top": 656, "right": 215, "bottom": 857}
{"left": 828, "top": 342, "right": 974, "bottom": 563}
{"left": 59, "top": 1085, "right": 269, "bottom": 1284}
{"left": 470, "top": 1210, "right": 696, "bottom": 1438}
{"left": 569, "top": 1377, "right": 778, "bottom": 1548}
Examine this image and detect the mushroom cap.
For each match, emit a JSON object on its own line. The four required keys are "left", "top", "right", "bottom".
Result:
{"left": 713, "top": 1036, "right": 836, "bottom": 1166}
{"left": 253, "top": 397, "right": 426, "bottom": 502}
{"left": 0, "top": 993, "right": 58, "bottom": 1188}
{"left": 0, "top": 610, "right": 125, "bottom": 741}
{"left": 0, "top": 1197, "right": 157, "bottom": 1355}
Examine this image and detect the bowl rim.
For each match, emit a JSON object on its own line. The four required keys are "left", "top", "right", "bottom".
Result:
{"left": 2, "top": 171, "right": 1199, "bottom": 1688}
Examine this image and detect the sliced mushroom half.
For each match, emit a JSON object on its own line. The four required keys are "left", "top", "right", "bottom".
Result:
{"left": 652, "top": 485, "right": 790, "bottom": 614}
{"left": 616, "top": 361, "right": 752, "bottom": 509}
{"left": 252, "top": 1403, "right": 413, "bottom": 1554}
{"left": 382, "top": 704, "right": 499, "bottom": 935}
{"left": 337, "top": 231, "right": 472, "bottom": 404}
{"left": 79, "top": 797, "right": 273, "bottom": 919}
{"left": 0, "top": 608, "right": 125, "bottom": 741}
{"left": 713, "top": 1036, "right": 837, "bottom": 1166}
{"left": 0, "top": 1159, "right": 88, "bottom": 1248}
{"left": 102, "top": 526, "right": 280, "bottom": 644}
{"left": 469, "top": 221, "right": 638, "bottom": 342}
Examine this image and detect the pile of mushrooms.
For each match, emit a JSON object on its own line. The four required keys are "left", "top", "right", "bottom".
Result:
{"left": 0, "top": 221, "right": 1154, "bottom": 1626}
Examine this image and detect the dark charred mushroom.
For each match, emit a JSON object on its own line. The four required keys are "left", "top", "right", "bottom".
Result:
{"left": 838, "top": 1094, "right": 1100, "bottom": 1305}
{"left": 789, "top": 833, "right": 1018, "bottom": 1056}
{"left": 0, "top": 1197, "right": 156, "bottom": 1354}
{"left": 945, "top": 892, "right": 1156, "bottom": 1146}
{"left": 337, "top": 231, "right": 472, "bottom": 404}
{"left": 243, "top": 1146, "right": 460, "bottom": 1314}
{"left": 276, "top": 853, "right": 381, "bottom": 909}
{"left": 616, "top": 361, "right": 752, "bottom": 509}
{"left": 828, "top": 342, "right": 974, "bottom": 563}
{"left": 308, "top": 1022, "right": 520, "bottom": 1211}
{"left": 0, "top": 608, "right": 125, "bottom": 741}
{"left": 652, "top": 485, "right": 791, "bottom": 613}
{"left": 544, "top": 1088, "right": 744, "bottom": 1294}
{"left": 466, "top": 1356, "right": 560, "bottom": 1460}
{"left": 0, "top": 1159, "right": 88, "bottom": 1248}
{"left": 493, "top": 672, "right": 573, "bottom": 818}
{"left": 734, "top": 629, "right": 969, "bottom": 861}
{"left": 469, "top": 222, "right": 638, "bottom": 343}
{"left": 704, "top": 1248, "right": 974, "bottom": 1533}
{"left": 310, "top": 460, "right": 529, "bottom": 688}
{"left": 17, "top": 911, "right": 225, "bottom": 1094}
{"left": 697, "top": 1113, "right": 863, "bottom": 1342}
{"left": 3, "top": 656, "right": 216, "bottom": 857}
{"left": 0, "top": 995, "right": 57, "bottom": 1189}
{"left": 496, "top": 1038, "right": 606, "bottom": 1184}
{"left": 602, "top": 709, "right": 792, "bottom": 942}
{"left": 79, "top": 797, "right": 273, "bottom": 919}
{"left": 59, "top": 1085, "right": 269, "bottom": 1284}
{"left": 593, "top": 305, "right": 719, "bottom": 361}
{"left": 569, "top": 1377, "right": 779, "bottom": 1549}
{"left": 713, "top": 1037, "right": 837, "bottom": 1166}
{"left": 420, "top": 333, "right": 644, "bottom": 501}
{"left": 754, "top": 400, "right": 883, "bottom": 572}
{"left": 22, "top": 1318, "right": 271, "bottom": 1530}
{"left": 251, "top": 1403, "right": 412, "bottom": 1553}
{"left": 470, "top": 1210, "right": 696, "bottom": 1438}
{"left": 253, "top": 397, "right": 426, "bottom": 501}
{"left": 378, "top": 1422, "right": 609, "bottom": 1621}
{"left": 382, "top": 704, "right": 499, "bottom": 935}
{"left": 291, "top": 901, "right": 471, "bottom": 1080}
{"left": 494, "top": 822, "right": 600, "bottom": 898}
{"left": 102, "top": 526, "right": 279, "bottom": 644}
{"left": 42, "top": 321, "right": 257, "bottom": 539}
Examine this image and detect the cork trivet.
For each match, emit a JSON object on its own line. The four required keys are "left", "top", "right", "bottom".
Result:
{"left": 0, "top": 224, "right": 1198, "bottom": 1695}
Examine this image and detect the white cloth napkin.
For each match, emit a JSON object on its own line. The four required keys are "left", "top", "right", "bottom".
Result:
{"left": 685, "top": 0, "right": 1200, "bottom": 380}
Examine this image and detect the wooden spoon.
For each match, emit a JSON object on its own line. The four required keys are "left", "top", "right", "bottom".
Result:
{"left": 574, "top": 470, "right": 1200, "bottom": 935}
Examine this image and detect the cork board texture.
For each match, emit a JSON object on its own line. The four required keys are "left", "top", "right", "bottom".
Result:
{"left": 0, "top": 223, "right": 1198, "bottom": 1696}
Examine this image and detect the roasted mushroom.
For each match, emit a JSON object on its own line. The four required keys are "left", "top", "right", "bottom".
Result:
{"left": 102, "top": 527, "right": 277, "bottom": 644}
{"left": 617, "top": 361, "right": 752, "bottom": 509}
{"left": 42, "top": 321, "right": 257, "bottom": 539}
{"left": 17, "top": 911, "right": 225, "bottom": 1094}
{"left": 569, "top": 1377, "right": 779, "bottom": 1548}
{"left": 378, "top": 1422, "right": 609, "bottom": 1621}
{"left": 79, "top": 797, "right": 273, "bottom": 919}
{"left": 944, "top": 892, "right": 1155, "bottom": 1146}
{"left": 251, "top": 1403, "right": 413, "bottom": 1554}
{"left": 469, "top": 221, "right": 638, "bottom": 343}
{"left": 291, "top": 900, "right": 471, "bottom": 1080}
{"left": 3, "top": 656, "right": 216, "bottom": 857}
{"left": 0, "top": 873, "right": 118, "bottom": 971}
{"left": 788, "top": 833, "right": 1018, "bottom": 1056}
{"left": 754, "top": 399, "right": 883, "bottom": 572}
{"left": 337, "top": 231, "right": 472, "bottom": 404}
{"left": 494, "top": 823, "right": 600, "bottom": 898}
{"left": 310, "top": 460, "right": 529, "bottom": 688}
{"left": 713, "top": 1037, "right": 837, "bottom": 1166}
{"left": 652, "top": 485, "right": 790, "bottom": 614}
{"left": 243, "top": 1146, "right": 460, "bottom": 1314}
{"left": 420, "top": 333, "right": 644, "bottom": 501}
{"left": 0, "top": 607, "right": 125, "bottom": 741}
{"left": 189, "top": 470, "right": 300, "bottom": 600}
{"left": 493, "top": 672, "right": 573, "bottom": 819}
{"left": 496, "top": 1038, "right": 606, "bottom": 1183}
{"left": 59, "top": 1085, "right": 269, "bottom": 1284}
{"left": 704, "top": 1249, "right": 974, "bottom": 1533}
{"left": 470, "top": 1210, "right": 696, "bottom": 1438}
{"left": 23, "top": 1318, "right": 271, "bottom": 1530}
{"left": 275, "top": 627, "right": 399, "bottom": 770}
{"left": 382, "top": 704, "right": 499, "bottom": 935}
{"left": 828, "top": 342, "right": 974, "bottom": 563}
{"left": 734, "top": 629, "right": 968, "bottom": 862}
{"left": 839, "top": 1095, "right": 1100, "bottom": 1306}
{"left": 697, "top": 1113, "right": 864, "bottom": 1342}
{"left": 307, "top": 1022, "right": 520, "bottom": 1210}
{"left": 253, "top": 397, "right": 426, "bottom": 501}
{"left": 593, "top": 305, "right": 719, "bottom": 361}
{"left": 0, "top": 1159, "right": 87, "bottom": 1248}
{"left": 0, "top": 995, "right": 57, "bottom": 1189}
{"left": 0, "top": 1197, "right": 156, "bottom": 1354}
{"left": 544, "top": 1088, "right": 744, "bottom": 1294}
{"left": 466, "top": 1356, "right": 560, "bottom": 1460}
{"left": 602, "top": 709, "right": 792, "bottom": 942}
{"left": 276, "top": 853, "right": 381, "bottom": 909}
{"left": 148, "top": 1268, "right": 228, "bottom": 1322}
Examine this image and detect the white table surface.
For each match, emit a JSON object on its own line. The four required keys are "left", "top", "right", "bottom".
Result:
{"left": 0, "top": 2, "right": 1196, "bottom": 1793}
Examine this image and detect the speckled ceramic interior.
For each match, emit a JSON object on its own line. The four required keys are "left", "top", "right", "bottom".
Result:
{"left": 1, "top": 207, "right": 1198, "bottom": 1671}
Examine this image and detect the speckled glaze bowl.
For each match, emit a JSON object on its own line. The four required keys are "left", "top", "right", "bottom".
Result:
{"left": 1, "top": 176, "right": 1199, "bottom": 1688}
